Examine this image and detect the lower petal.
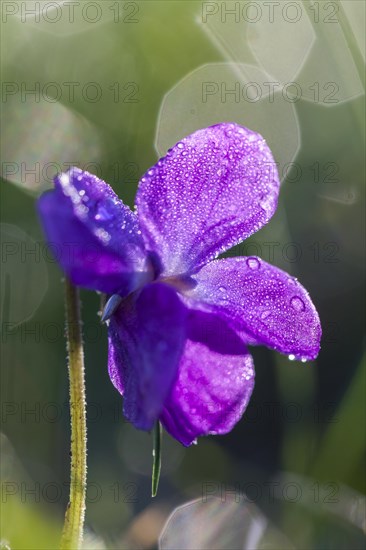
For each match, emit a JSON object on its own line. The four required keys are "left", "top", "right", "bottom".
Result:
{"left": 160, "top": 310, "right": 255, "bottom": 446}
{"left": 108, "top": 282, "right": 187, "bottom": 430}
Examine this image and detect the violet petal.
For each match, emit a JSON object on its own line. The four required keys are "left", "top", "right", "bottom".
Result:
{"left": 37, "top": 168, "right": 149, "bottom": 295}
{"left": 108, "top": 282, "right": 187, "bottom": 430}
{"left": 160, "top": 310, "right": 255, "bottom": 446}
{"left": 136, "top": 123, "right": 280, "bottom": 276}
{"left": 190, "top": 257, "right": 322, "bottom": 361}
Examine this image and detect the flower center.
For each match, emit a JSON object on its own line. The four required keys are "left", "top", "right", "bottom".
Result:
{"left": 158, "top": 274, "right": 197, "bottom": 293}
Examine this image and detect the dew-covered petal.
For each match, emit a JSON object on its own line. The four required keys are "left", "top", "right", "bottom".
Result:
{"left": 37, "top": 168, "right": 150, "bottom": 295}
{"left": 160, "top": 310, "right": 255, "bottom": 446}
{"left": 136, "top": 123, "right": 279, "bottom": 276}
{"left": 189, "top": 257, "right": 321, "bottom": 361}
{"left": 108, "top": 282, "right": 187, "bottom": 430}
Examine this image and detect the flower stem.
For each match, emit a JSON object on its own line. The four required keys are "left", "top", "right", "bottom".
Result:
{"left": 60, "top": 279, "right": 87, "bottom": 550}
{"left": 152, "top": 422, "right": 162, "bottom": 497}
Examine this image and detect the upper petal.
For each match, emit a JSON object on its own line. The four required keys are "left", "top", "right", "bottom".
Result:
{"left": 37, "top": 168, "right": 150, "bottom": 295}
{"left": 189, "top": 257, "right": 322, "bottom": 361}
{"left": 136, "top": 123, "right": 279, "bottom": 276}
{"left": 160, "top": 310, "right": 255, "bottom": 446}
{"left": 108, "top": 282, "right": 187, "bottom": 430}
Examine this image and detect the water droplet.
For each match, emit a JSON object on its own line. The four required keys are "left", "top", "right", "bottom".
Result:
{"left": 301, "top": 358, "right": 307, "bottom": 363}
{"left": 95, "top": 198, "right": 115, "bottom": 222}
{"left": 94, "top": 228, "right": 111, "bottom": 244}
{"left": 246, "top": 257, "right": 260, "bottom": 270}
{"left": 260, "top": 310, "right": 271, "bottom": 320}
{"left": 288, "top": 354, "right": 295, "bottom": 361}
{"left": 290, "top": 296, "right": 305, "bottom": 312}
{"left": 97, "top": 210, "right": 113, "bottom": 223}
{"left": 59, "top": 172, "right": 70, "bottom": 186}
{"left": 218, "top": 286, "right": 229, "bottom": 304}
{"left": 177, "top": 142, "right": 184, "bottom": 149}
{"left": 76, "top": 204, "right": 88, "bottom": 217}
{"left": 79, "top": 189, "right": 86, "bottom": 196}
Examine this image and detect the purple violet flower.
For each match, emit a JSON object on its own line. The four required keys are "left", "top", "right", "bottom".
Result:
{"left": 38, "top": 123, "right": 321, "bottom": 446}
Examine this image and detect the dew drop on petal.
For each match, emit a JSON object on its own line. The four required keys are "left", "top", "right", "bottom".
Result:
{"left": 246, "top": 257, "right": 260, "bottom": 270}
{"left": 76, "top": 204, "right": 88, "bottom": 217}
{"left": 218, "top": 285, "right": 229, "bottom": 304}
{"left": 290, "top": 296, "right": 305, "bottom": 312}
{"left": 288, "top": 354, "right": 296, "bottom": 361}
{"left": 260, "top": 310, "right": 271, "bottom": 320}
{"left": 94, "top": 227, "right": 111, "bottom": 244}
{"left": 59, "top": 172, "right": 70, "bottom": 186}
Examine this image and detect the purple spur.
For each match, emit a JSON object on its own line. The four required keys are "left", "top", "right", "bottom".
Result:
{"left": 38, "top": 123, "right": 321, "bottom": 446}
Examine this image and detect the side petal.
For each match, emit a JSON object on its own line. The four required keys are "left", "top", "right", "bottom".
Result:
{"left": 190, "top": 257, "right": 322, "bottom": 361}
{"left": 160, "top": 310, "right": 255, "bottom": 446}
{"left": 37, "top": 168, "right": 150, "bottom": 295}
{"left": 136, "top": 123, "right": 279, "bottom": 276}
{"left": 108, "top": 283, "right": 187, "bottom": 430}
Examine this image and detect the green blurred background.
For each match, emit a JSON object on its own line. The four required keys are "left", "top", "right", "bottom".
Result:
{"left": 1, "top": 1, "right": 365, "bottom": 548}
